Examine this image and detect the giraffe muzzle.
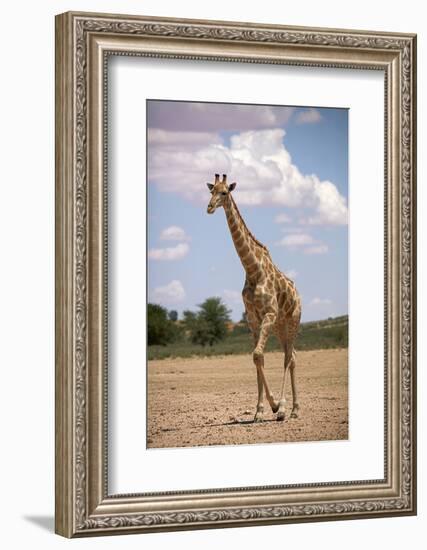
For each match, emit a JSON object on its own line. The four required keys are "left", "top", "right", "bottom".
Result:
{"left": 207, "top": 204, "right": 216, "bottom": 214}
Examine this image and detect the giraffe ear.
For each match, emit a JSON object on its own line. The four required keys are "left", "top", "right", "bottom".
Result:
{"left": 207, "top": 183, "right": 214, "bottom": 191}
{"left": 229, "top": 182, "right": 237, "bottom": 192}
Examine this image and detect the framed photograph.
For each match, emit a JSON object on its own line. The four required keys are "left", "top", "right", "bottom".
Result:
{"left": 55, "top": 11, "right": 417, "bottom": 537}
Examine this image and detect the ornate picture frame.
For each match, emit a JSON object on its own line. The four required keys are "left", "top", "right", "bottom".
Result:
{"left": 55, "top": 11, "right": 417, "bottom": 537}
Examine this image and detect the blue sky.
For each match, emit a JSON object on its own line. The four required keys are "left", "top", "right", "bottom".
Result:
{"left": 147, "top": 101, "right": 348, "bottom": 322}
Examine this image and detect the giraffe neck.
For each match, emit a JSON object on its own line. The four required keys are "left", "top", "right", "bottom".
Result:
{"left": 223, "top": 195, "right": 264, "bottom": 278}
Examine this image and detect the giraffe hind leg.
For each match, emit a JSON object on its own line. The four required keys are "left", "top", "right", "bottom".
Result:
{"left": 276, "top": 343, "right": 294, "bottom": 421}
{"left": 290, "top": 354, "right": 299, "bottom": 418}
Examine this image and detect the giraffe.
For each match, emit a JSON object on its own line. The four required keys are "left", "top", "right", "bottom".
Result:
{"left": 207, "top": 173, "right": 301, "bottom": 422}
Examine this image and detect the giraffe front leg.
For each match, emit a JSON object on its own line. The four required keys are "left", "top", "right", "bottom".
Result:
{"left": 253, "top": 312, "right": 278, "bottom": 413}
{"left": 254, "top": 368, "right": 264, "bottom": 422}
{"left": 244, "top": 303, "right": 264, "bottom": 422}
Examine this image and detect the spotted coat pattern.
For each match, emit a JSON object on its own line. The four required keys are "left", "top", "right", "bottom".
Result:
{"left": 207, "top": 174, "right": 301, "bottom": 422}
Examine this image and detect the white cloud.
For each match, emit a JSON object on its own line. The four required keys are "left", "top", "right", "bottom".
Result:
{"left": 276, "top": 233, "right": 314, "bottom": 247}
{"left": 298, "top": 180, "right": 348, "bottom": 225}
{"left": 148, "top": 243, "right": 189, "bottom": 261}
{"left": 295, "top": 108, "right": 322, "bottom": 124}
{"left": 148, "top": 129, "right": 221, "bottom": 148}
{"left": 285, "top": 269, "right": 298, "bottom": 280}
{"left": 274, "top": 212, "right": 292, "bottom": 224}
{"left": 276, "top": 232, "right": 329, "bottom": 254}
{"left": 148, "top": 101, "right": 294, "bottom": 132}
{"left": 148, "top": 128, "right": 347, "bottom": 225}
{"left": 160, "top": 225, "right": 190, "bottom": 242}
{"left": 223, "top": 289, "right": 242, "bottom": 304}
{"left": 310, "top": 297, "right": 332, "bottom": 306}
{"left": 304, "top": 244, "right": 329, "bottom": 255}
{"left": 152, "top": 280, "right": 186, "bottom": 304}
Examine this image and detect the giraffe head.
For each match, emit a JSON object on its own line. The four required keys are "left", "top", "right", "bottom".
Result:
{"left": 206, "top": 174, "right": 237, "bottom": 214}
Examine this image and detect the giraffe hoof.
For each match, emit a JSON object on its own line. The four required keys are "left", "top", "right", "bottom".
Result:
{"left": 276, "top": 411, "right": 286, "bottom": 422}
{"left": 290, "top": 405, "right": 300, "bottom": 419}
{"left": 254, "top": 407, "right": 264, "bottom": 422}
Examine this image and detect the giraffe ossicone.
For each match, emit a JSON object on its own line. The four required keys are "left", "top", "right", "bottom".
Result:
{"left": 206, "top": 173, "right": 301, "bottom": 422}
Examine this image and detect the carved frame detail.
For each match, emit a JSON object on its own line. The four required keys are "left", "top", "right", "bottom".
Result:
{"left": 55, "top": 11, "right": 416, "bottom": 537}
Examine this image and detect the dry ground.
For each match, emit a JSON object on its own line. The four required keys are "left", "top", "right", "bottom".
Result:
{"left": 147, "top": 348, "right": 348, "bottom": 449}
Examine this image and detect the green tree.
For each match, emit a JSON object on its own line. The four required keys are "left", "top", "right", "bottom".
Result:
{"left": 168, "top": 310, "right": 178, "bottom": 322}
{"left": 185, "top": 297, "right": 231, "bottom": 347}
{"left": 188, "top": 318, "right": 212, "bottom": 347}
{"left": 147, "top": 303, "right": 177, "bottom": 345}
{"left": 183, "top": 309, "right": 197, "bottom": 327}
{"left": 182, "top": 309, "right": 197, "bottom": 342}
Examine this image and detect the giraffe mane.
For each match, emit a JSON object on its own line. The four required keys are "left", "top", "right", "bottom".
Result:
{"left": 230, "top": 194, "right": 270, "bottom": 254}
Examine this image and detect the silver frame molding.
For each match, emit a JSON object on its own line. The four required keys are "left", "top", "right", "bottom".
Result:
{"left": 55, "top": 11, "right": 417, "bottom": 538}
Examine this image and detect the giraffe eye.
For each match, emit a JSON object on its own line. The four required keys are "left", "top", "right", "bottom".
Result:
{"left": 221, "top": 192, "right": 227, "bottom": 196}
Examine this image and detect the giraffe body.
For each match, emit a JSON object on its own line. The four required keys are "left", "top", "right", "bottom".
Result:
{"left": 207, "top": 174, "right": 301, "bottom": 422}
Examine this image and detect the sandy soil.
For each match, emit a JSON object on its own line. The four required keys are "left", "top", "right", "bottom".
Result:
{"left": 147, "top": 349, "right": 348, "bottom": 449}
